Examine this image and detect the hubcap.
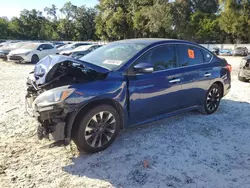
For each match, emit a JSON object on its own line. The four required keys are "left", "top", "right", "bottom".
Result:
{"left": 206, "top": 88, "right": 220, "bottom": 112}
{"left": 85, "top": 111, "right": 116, "bottom": 148}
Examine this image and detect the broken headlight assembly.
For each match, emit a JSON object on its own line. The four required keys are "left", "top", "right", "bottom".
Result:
{"left": 33, "top": 88, "right": 75, "bottom": 108}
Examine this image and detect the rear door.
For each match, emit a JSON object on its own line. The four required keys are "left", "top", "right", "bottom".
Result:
{"left": 176, "top": 44, "right": 213, "bottom": 108}
{"left": 127, "top": 44, "right": 183, "bottom": 124}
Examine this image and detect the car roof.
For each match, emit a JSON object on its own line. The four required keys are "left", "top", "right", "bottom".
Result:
{"left": 117, "top": 38, "right": 199, "bottom": 46}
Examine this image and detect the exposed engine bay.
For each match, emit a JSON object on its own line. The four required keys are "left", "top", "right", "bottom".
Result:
{"left": 26, "top": 61, "right": 106, "bottom": 98}
{"left": 26, "top": 55, "right": 108, "bottom": 100}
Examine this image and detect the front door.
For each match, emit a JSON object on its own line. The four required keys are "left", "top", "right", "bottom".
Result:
{"left": 127, "top": 44, "right": 183, "bottom": 125}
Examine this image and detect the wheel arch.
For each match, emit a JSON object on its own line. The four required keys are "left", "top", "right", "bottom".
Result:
{"left": 69, "top": 98, "right": 125, "bottom": 139}
{"left": 211, "top": 81, "right": 224, "bottom": 96}
{"left": 31, "top": 54, "right": 39, "bottom": 63}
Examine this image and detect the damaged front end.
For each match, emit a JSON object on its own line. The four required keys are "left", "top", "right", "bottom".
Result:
{"left": 239, "top": 57, "right": 250, "bottom": 80}
{"left": 25, "top": 55, "right": 109, "bottom": 144}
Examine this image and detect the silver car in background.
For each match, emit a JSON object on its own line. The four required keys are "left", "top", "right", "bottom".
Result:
{"left": 233, "top": 47, "right": 248, "bottom": 56}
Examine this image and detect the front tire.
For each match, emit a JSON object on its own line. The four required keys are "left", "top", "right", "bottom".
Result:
{"left": 73, "top": 104, "right": 121, "bottom": 153}
{"left": 199, "top": 84, "right": 222, "bottom": 114}
{"left": 31, "top": 54, "right": 39, "bottom": 64}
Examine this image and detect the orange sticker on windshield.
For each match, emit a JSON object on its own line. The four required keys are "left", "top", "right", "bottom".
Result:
{"left": 188, "top": 49, "right": 195, "bottom": 59}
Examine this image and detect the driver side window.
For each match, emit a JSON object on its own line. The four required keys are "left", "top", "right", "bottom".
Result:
{"left": 37, "top": 44, "right": 44, "bottom": 50}
{"left": 135, "top": 45, "right": 177, "bottom": 72}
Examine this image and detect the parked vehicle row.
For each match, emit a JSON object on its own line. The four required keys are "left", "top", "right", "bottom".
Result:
{"left": 60, "top": 44, "right": 103, "bottom": 59}
{"left": 210, "top": 46, "right": 249, "bottom": 56}
{"left": 25, "top": 38, "right": 232, "bottom": 153}
{"left": 0, "top": 41, "right": 101, "bottom": 63}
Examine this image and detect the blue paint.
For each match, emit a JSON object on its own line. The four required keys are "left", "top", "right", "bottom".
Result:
{"left": 62, "top": 39, "right": 231, "bottom": 128}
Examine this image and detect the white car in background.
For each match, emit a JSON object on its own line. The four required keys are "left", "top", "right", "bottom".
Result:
{"left": 58, "top": 42, "right": 92, "bottom": 54}
{"left": 8, "top": 43, "right": 57, "bottom": 63}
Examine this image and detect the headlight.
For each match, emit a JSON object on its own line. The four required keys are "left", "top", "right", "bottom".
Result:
{"left": 33, "top": 88, "right": 75, "bottom": 107}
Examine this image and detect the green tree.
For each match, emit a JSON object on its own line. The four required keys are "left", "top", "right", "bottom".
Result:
{"left": 0, "top": 17, "right": 9, "bottom": 39}
{"left": 190, "top": 12, "right": 224, "bottom": 43}
{"left": 95, "top": 0, "right": 133, "bottom": 40}
{"left": 219, "top": 0, "right": 250, "bottom": 43}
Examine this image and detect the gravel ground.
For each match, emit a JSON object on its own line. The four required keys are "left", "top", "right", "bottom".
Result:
{"left": 0, "top": 56, "right": 250, "bottom": 188}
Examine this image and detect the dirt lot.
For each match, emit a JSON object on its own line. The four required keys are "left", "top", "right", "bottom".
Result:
{"left": 0, "top": 56, "right": 250, "bottom": 188}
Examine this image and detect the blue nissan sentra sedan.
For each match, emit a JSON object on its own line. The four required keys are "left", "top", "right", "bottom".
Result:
{"left": 26, "top": 39, "right": 231, "bottom": 153}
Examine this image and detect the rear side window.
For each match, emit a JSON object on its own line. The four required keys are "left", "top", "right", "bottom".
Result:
{"left": 135, "top": 45, "right": 177, "bottom": 71}
{"left": 177, "top": 45, "right": 203, "bottom": 66}
{"left": 202, "top": 50, "right": 213, "bottom": 63}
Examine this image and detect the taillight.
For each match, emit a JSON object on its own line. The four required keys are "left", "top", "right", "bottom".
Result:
{"left": 226, "top": 64, "right": 232, "bottom": 72}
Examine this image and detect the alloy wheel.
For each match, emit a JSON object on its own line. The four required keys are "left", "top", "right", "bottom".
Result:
{"left": 206, "top": 88, "right": 220, "bottom": 112}
{"left": 84, "top": 111, "right": 116, "bottom": 148}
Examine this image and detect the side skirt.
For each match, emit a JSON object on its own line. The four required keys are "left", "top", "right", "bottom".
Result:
{"left": 126, "top": 105, "right": 199, "bottom": 128}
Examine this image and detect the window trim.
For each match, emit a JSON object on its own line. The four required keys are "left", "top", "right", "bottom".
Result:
{"left": 125, "top": 43, "right": 214, "bottom": 75}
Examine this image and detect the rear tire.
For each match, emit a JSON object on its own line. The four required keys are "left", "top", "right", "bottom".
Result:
{"left": 199, "top": 84, "right": 222, "bottom": 115}
{"left": 73, "top": 104, "right": 121, "bottom": 153}
{"left": 31, "top": 54, "right": 39, "bottom": 64}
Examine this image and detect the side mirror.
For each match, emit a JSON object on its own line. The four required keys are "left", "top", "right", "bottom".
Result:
{"left": 134, "top": 63, "right": 154, "bottom": 74}
{"left": 39, "top": 48, "right": 43, "bottom": 51}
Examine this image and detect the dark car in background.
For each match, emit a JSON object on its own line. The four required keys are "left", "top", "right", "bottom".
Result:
{"left": 70, "top": 44, "right": 103, "bottom": 59}
{"left": 238, "top": 56, "right": 250, "bottom": 82}
{"left": 211, "top": 47, "right": 220, "bottom": 55}
{"left": 233, "top": 47, "right": 248, "bottom": 56}
{"left": 0, "top": 40, "right": 6, "bottom": 47}
{"left": 26, "top": 39, "right": 231, "bottom": 153}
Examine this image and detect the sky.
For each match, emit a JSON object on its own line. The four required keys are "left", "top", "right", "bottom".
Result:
{"left": 0, "top": 0, "right": 99, "bottom": 19}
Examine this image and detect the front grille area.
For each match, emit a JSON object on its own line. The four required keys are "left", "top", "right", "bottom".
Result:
{"left": 0, "top": 54, "right": 7, "bottom": 59}
{"left": 8, "top": 56, "right": 24, "bottom": 61}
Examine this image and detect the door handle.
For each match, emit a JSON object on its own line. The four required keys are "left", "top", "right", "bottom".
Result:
{"left": 169, "top": 78, "right": 181, "bottom": 83}
{"left": 204, "top": 73, "right": 211, "bottom": 77}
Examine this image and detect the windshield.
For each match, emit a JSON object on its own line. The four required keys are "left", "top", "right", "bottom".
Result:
{"left": 79, "top": 42, "right": 147, "bottom": 70}
{"left": 75, "top": 45, "right": 93, "bottom": 51}
{"left": 58, "top": 43, "right": 72, "bottom": 49}
{"left": 20, "top": 43, "right": 39, "bottom": 50}
{"left": 65, "top": 43, "right": 76, "bottom": 48}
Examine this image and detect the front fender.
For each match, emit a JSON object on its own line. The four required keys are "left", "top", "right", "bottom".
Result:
{"left": 63, "top": 79, "right": 128, "bottom": 140}
{"left": 65, "top": 79, "right": 127, "bottom": 109}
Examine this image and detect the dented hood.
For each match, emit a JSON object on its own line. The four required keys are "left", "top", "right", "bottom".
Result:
{"left": 34, "top": 55, "right": 109, "bottom": 85}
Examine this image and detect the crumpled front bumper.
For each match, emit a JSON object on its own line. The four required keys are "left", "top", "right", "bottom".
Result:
{"left": 239, "top": 68, "right": 250, "bottom": 79}
{"left": 239, "top": 60, "right": 250, "bottom": 79}
{"left": 25, "top": 75, "right": 70, "bottom": 142}
{"left": 25, "top": 90, "right": 77, "bottom": 143}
